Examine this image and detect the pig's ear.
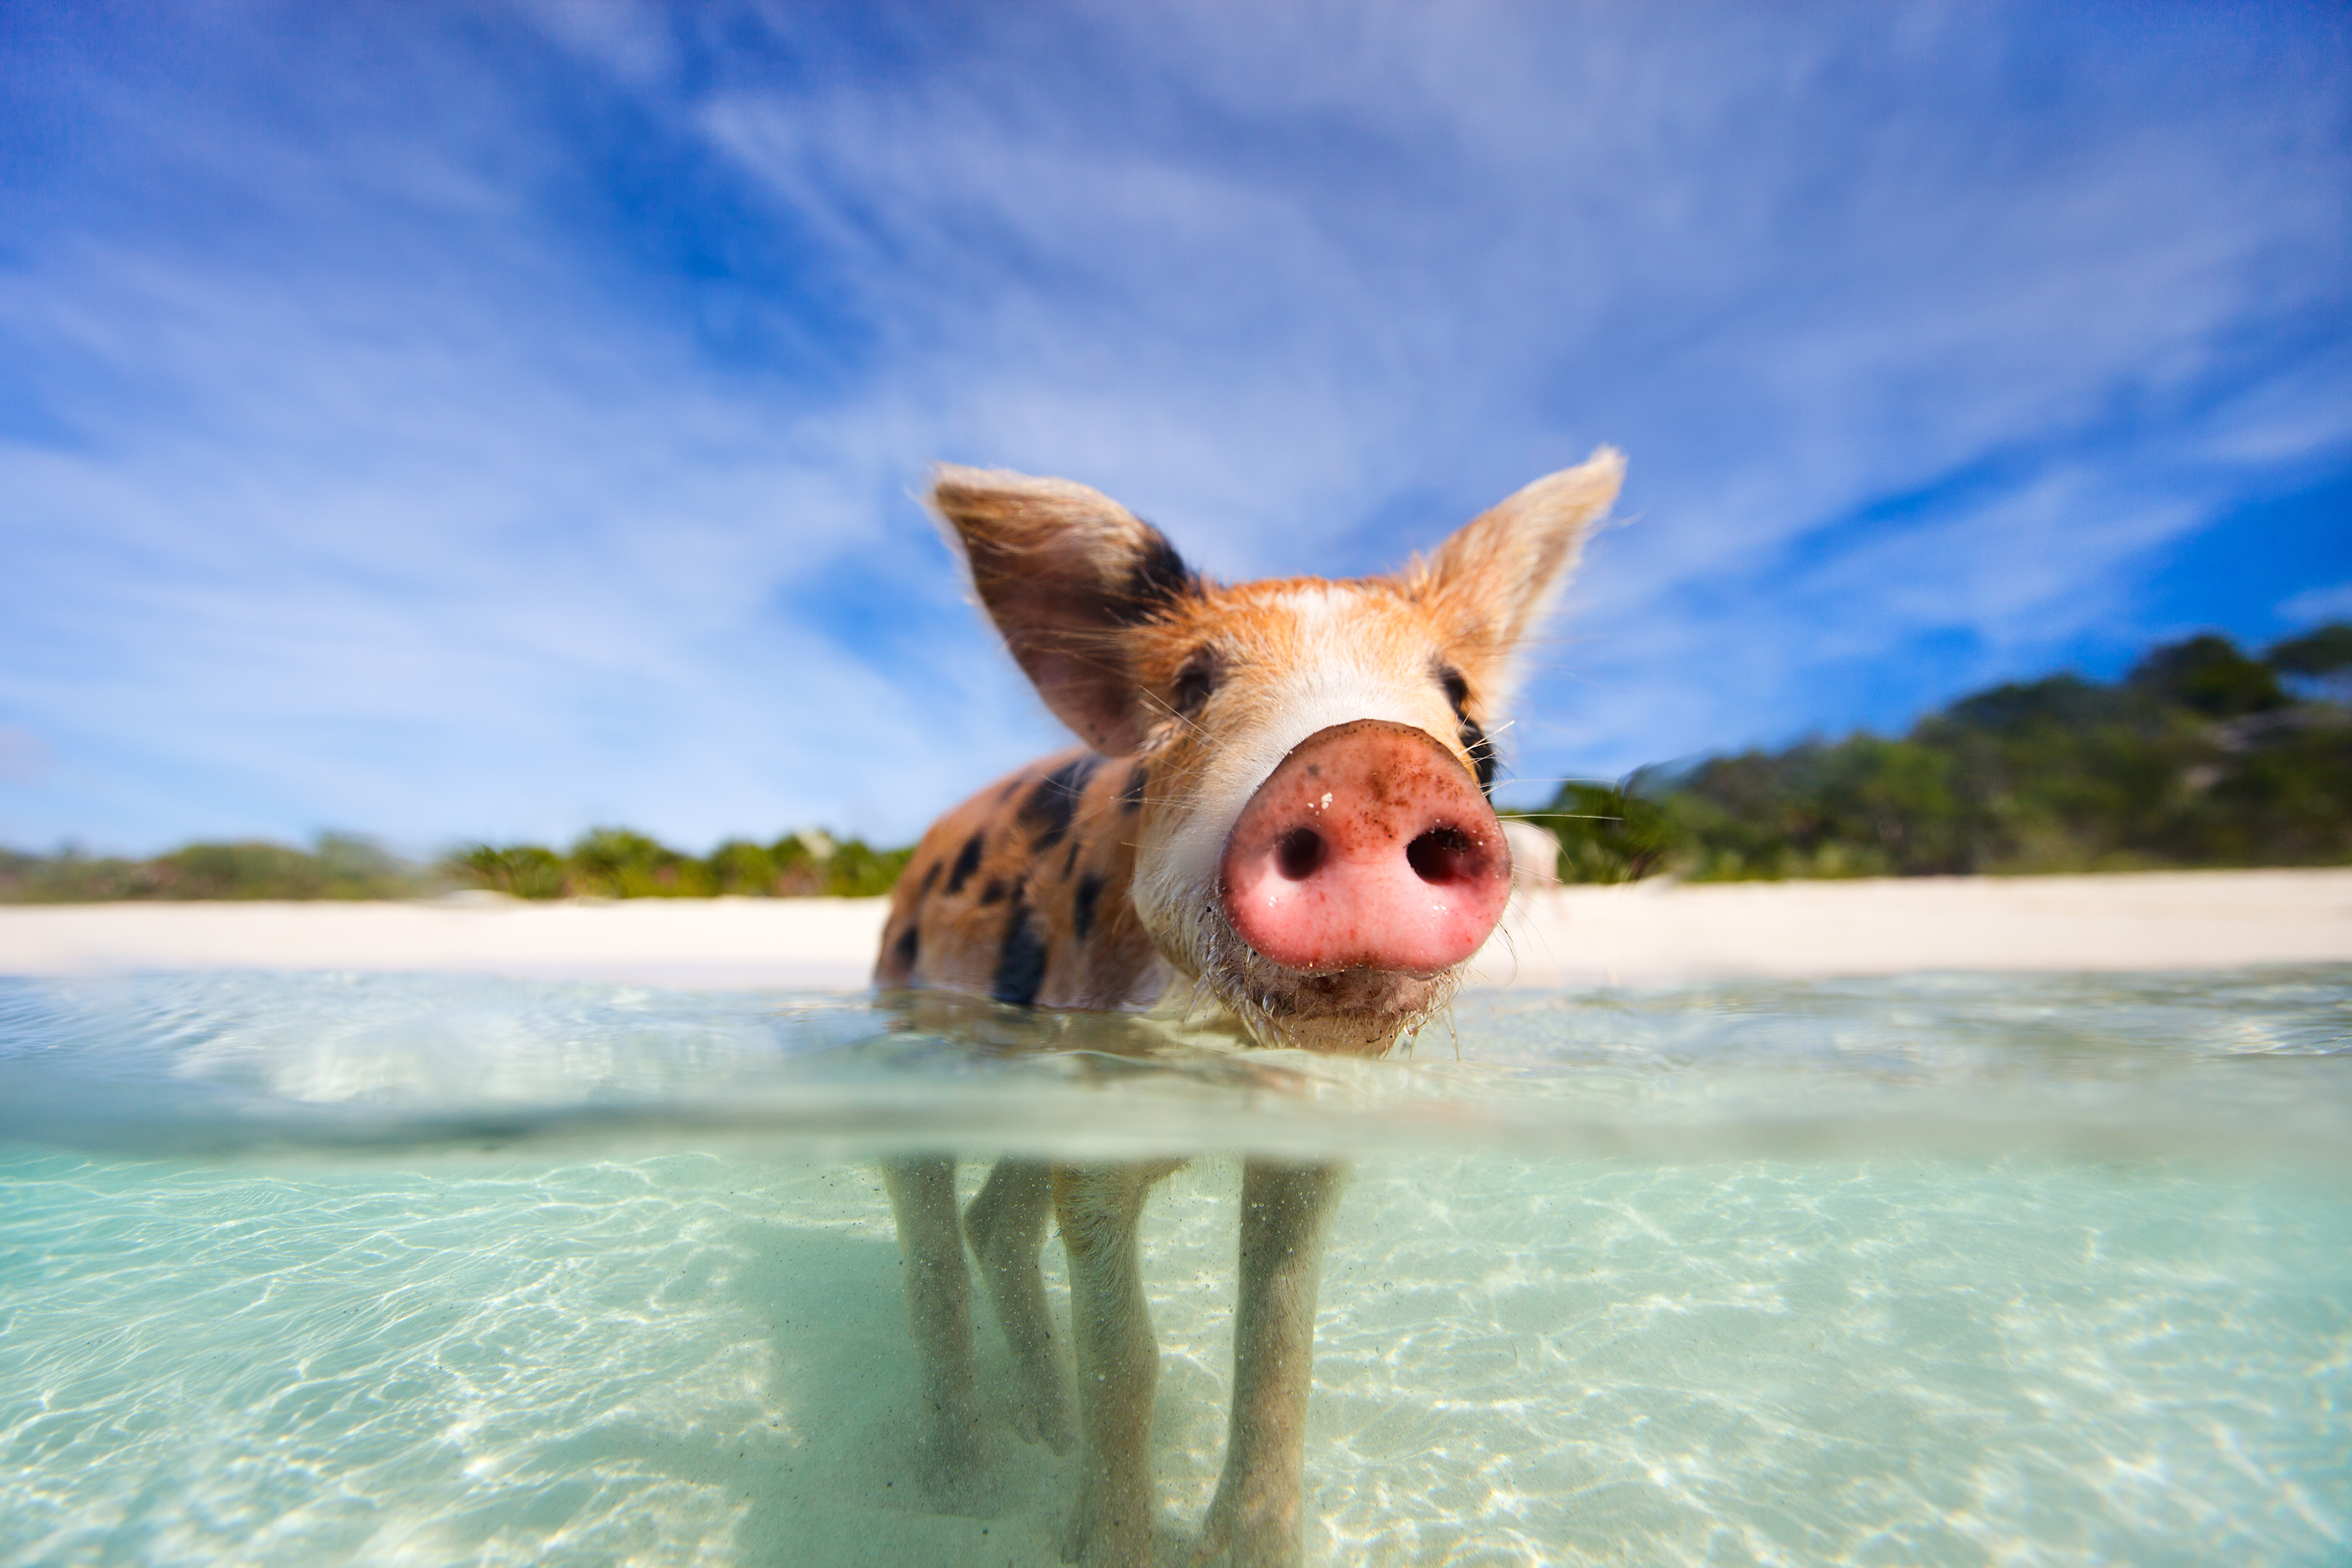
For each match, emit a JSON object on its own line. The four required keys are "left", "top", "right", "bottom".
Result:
{"left": 929, "top": 464, "right": 1196, "bottom": 755}
{"left": 1410, "top": 447, "right": 1624, "bottom": 676}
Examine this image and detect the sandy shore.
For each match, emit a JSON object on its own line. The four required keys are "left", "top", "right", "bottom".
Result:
{"left": 1472, "top": 866, "right": 2352, "bottom": 988}
{"left": 4, "top": 867, "right": 2348, "bottom": 991}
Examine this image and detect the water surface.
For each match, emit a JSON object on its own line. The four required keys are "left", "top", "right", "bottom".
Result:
{"left": 2, "top": 968, "right": 2346, "bottom": 1565}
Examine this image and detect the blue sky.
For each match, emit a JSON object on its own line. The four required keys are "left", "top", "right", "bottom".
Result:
{"left": 3, "top": 0, "right": 2347, "bottom": 856}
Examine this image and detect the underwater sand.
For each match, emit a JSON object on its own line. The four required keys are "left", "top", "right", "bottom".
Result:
{"left": 1, "top": 969, "right": 2347, "bottom": 1566}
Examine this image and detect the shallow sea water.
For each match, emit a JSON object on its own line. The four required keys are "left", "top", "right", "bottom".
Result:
{"left": 1, "top": 967, "right": 2346, "bottom": 1566}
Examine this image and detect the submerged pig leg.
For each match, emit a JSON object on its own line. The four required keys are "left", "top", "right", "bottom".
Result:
{"left": 1194, "top": 1160, "right": 1347, "bottom": 1568}
{"left": 1055, "top": 1160, "right": 1169, "bottom": 1568}
{"left": 965, "top": 1156, "right": 1074, "bottom": 1453}
{"left": 881, "top": 1154, "right": 984, "bottom": 1505}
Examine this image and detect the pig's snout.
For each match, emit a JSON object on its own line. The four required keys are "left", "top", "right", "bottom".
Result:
{"left": 1218, "top": 720, "right": 1511, "bottom": 976}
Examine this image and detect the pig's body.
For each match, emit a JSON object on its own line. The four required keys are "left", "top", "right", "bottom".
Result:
{"left": 877, "top": 750, "right": 1159, "bottom": 1010}
{"left": 874, "top": 451, "right": 1624, "bottom": 1567}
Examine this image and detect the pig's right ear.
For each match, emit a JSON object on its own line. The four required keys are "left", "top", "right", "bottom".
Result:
{"left": 1410, "top": 448, "right": 1624, "bottom": 686}
{"left": 929, "top": 465, "right": 1196, "bottom": 755}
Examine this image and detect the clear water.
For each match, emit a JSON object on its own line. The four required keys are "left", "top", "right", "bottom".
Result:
{"left": 0, "top": 968, "right": 2346, "bottom": 1566}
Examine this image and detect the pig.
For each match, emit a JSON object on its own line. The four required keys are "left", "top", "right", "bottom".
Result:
{"left": 873, "top": 449, "right": 1624, "bottom": 1567}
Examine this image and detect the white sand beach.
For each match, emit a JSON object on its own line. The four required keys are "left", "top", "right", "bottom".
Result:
{"left": 4, "top": 867, "right": 2347, "bottom": 990}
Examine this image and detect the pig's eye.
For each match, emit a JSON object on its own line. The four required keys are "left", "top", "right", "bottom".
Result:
{"left": 1171, "top": 651, "right": 1219, "bottom": 717}
{"left": 1436, "top": 662, "right": 1497, "bottom": 795}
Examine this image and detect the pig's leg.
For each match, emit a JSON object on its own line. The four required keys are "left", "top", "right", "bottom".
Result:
{"left": 881, "top": 1155, "right": 983, "bottom": 1504}
{"left": 1193, "top": 1160, "right": 1347, "bottom": 1568}
{"left": 1055, "top": 1161, "right": 1165, "bottom": 1568}
{"left": 964, "top": 1157, "right": 1074, "bottom": 1453}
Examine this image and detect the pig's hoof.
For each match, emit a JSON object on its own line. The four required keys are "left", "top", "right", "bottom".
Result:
{"left": 1188, "top": 1536, "right": 1300, "bottom": 1568}
{"left": 1186, "top": 1520, "right": 1231, "bottom": 1568}
{"left": 1058, "top": 1492, "right": 1152, "bottom": 1568}
{"left": 1189, "top": 1497, "right": 1300, "bottom": 1568}
{"left": 1011, "top": 1373, "right": 1075, "bottom": 1455}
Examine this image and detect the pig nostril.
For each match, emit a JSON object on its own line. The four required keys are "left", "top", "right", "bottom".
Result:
{"left": 1406, "top": 825, "right": 1481, "bottom": 885}
{"left": 1275, "top": 827, "right": 1327, "bottom": 881}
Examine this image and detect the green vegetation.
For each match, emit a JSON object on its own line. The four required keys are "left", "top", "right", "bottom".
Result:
{"left": 448, "top": 828, "right": 913, "bottom": 900}
{"left": 1520, "top": 624, "right": 2352, "bottom": 883}
{"left": 0, "top": 826, "right": 913, "bottom": 903}
{"left": 0, "top": 833, "right": 440, "bottom": 903}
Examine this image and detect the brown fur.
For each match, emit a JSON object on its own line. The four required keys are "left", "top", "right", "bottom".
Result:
{"left": 876, "top": 749, "right": 1156, "bottom": 1010}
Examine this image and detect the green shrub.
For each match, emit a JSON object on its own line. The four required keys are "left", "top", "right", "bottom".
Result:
{"left": 451, "top": 844, "right": 569, "bottom": 899}
{"left": 0, "top": 834, "right": 433, "bottom": 902}
{"left": 436, "top": 827, "right": 917, "bottom": 900}
{"left": 1509, "top": 780, "right": 1676, "bottom": 885}
{"left": 1523, "top": 630, "right": 2350, "bottom": 882}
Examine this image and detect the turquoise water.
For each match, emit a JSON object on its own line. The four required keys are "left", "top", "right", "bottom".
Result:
{"left": 2, "top": 969, "right": 2347, "bottom": 1565}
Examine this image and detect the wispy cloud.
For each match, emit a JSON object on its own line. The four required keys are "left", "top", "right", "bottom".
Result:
{"left": 2281, "top": 583, "right": 2352, "bottom": 625}
{"left": 2, "top": 0, "right": 2345, "bottom": 851}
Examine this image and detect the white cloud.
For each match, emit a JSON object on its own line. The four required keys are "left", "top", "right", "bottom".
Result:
{"left": 2280, "top": 583, "right": 2352, "bottom": 625}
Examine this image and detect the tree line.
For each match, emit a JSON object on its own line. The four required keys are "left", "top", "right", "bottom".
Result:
{"left": 449, "top": 828, "right": 911, "bottom": 900}
{"left": 0, "top": 828, "right": 912, "bottom": 903}
{"left": 1523, "top": 624, "right": 2352, "bottom": 883}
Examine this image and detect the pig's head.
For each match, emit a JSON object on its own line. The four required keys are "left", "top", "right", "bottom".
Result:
{"left": 931, "top": 450, "right": 1622, "bottom": 1054}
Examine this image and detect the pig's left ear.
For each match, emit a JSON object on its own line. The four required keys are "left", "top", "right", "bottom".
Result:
{"left": 1410, "top": 447, "right": 1624, "bottom": 674}
{"left": 929, "top": 464, "right": 1196, "bottom": 755}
